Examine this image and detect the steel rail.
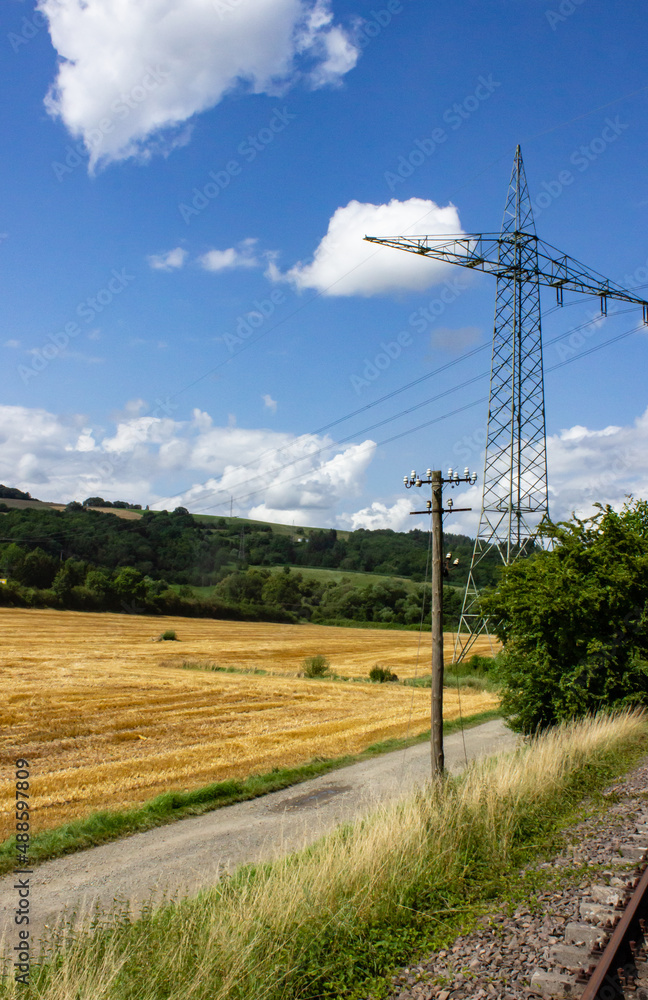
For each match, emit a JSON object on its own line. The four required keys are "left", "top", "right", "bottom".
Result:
{"left": 580, "top": 863, "right": 648, "bottom": 1000}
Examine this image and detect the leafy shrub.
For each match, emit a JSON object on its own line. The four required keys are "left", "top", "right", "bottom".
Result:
{"left": 466, "top": 653, "right": 493, "bottom": 673}
{"left": 369, "top": 664, "right": 399, "bottom": 683}
{"left": 482, "top": 500, "right": 648, "bottom": 732}
{"left": 158, "top": 630, "right": 178, "bottom": 641}
{"left": 301, "top": 654, "right": 330, "bottom": 677}
{"left": 445, "top": 655, "right": 496, "bottom": 679}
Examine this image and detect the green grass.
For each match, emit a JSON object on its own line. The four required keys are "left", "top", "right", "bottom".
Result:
{"left": 8, "top": 711, "right": 645, "bottom": 1000}
{"left": 0, "top": 711, "right": 501, "bottom": 878}
{"left": 309, "top": 618, "right": 435, "bottom": 631}
{"left": 179, "top": 661, "right": 269, "bottom": 675}
{"left": 277, "top": 565, "right": 418, "bottom": 589}
{"left": 406, "top": 657, "right": 500, "bottom": 693}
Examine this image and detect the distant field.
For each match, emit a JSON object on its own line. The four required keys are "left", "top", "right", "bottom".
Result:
{"left": 0, "top": 608, "right": 499, "bottom": 836}
{"left": 193, "top": 513, "right": 351, "bottom": 540}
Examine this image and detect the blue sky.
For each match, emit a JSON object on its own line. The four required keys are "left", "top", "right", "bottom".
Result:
{"left": 1, "top": 0, "right": 647, "bottom": 531}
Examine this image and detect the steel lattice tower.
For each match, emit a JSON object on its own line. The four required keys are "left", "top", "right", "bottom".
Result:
{"left": 457, "top": 147, "right": 548, "bottom": 656}
{"left": 365, "top": 145, "right": 648, "bottom": 660}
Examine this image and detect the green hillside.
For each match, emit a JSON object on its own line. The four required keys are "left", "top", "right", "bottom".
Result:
{"left": 0, "top": 494, "right": 502, "bottom": 628}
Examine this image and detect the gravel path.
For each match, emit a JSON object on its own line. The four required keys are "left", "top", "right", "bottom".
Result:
{"left": 0, "top": 718, "right": 514, "bottom": 951}
{"left": 376, "top": 757, "right": 648, "bottom": 1000}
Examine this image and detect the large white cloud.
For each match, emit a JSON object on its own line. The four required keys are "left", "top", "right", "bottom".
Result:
{"left": 338, "top": 497, "right": 414, "bottom": 532}
{"left": 39, "top": 0, "right": 358, "bottom": 170}
{"left": 180, "top": 421, "right": 375, "bottom": 520}
{"left": 268, "top": 198, "right": 464, "bottom": 296}
{"left": 411, "top": 409, "right": 648, "bottom": 539}
{"left": 340, "top": 408, "right": 648, "bottom": 538}
{"left": 546, "top": 412, "right": 648, "bottom": 521}
{"left": 4, "top": 403, "right": 648, "bottom": 533}
{"left": 0, "top": 404, "right": 374, "bottom": 525}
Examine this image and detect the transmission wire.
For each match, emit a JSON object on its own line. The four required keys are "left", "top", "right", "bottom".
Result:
{"left": 178, "top": 307, "right": 640, "bottom": 516}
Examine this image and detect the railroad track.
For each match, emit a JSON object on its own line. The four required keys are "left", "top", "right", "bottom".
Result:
{"left": 531, "top": 814, "right": 648, "bottom": 999}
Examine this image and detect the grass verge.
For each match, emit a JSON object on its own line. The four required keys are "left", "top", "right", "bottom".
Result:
{"left": 2, "top": 710, "right": 645, "bottom": 1000}
{"left": 0, "top": 710, "right": 501, "bottom": 877}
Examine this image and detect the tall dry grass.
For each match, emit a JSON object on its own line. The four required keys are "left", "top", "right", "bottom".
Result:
{"left": 3, "top": 710, "right": 645, "bottom": 1000}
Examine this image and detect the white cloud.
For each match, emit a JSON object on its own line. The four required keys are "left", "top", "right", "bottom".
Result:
{"left": 262, "top": 393, "right": 278, "bottom": 413}
{"left": 3, "top": 339, "right": 20, "bottom": 349}
{"left": 338, "top": 497, "right": 414, "bottom": 532}
{"left": 0, "top": 404, "right": 375, "bottom": 523}
{"left": 546, "top": 411, "right": 648, "bottom": 521}
{"left": 147, "top": 247, "right": 187, "bottom": 271}
{"left": 246, "top": 440, "right": 375, "bottom": 523}
{"left": 420, "top": 409, "right": 648, "bottom": 539}
{"left": 39, "top": 0, "right": 359, "bottom": 170}
{"left": 5, "top": 402, "right": 646, "bottom": 534}
{"left": 72, "top": 428, "right": 97, "bottom": 453}
{"left": 268, "top": 198, "right": 464, "bottom": 296}
{"left": 199, "top": 241, "right": 258, "bottom": 272}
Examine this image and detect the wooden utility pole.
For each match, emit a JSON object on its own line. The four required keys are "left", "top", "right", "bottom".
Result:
{"left": 404, "top": 466, "right": 476, "bottom": 781}
{"left": 430, "top": 470, "right": 444, "bottom": 777}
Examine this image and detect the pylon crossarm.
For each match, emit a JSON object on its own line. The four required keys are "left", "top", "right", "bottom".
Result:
{"left": 363, "top": 233, "right": 648, "bottom": 311}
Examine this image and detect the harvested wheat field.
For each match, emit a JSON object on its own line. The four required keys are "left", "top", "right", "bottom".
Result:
{"left": 0, "top": 606, "right": 496, "bottom": 678}
{"left": 0, "top": 608, "right": 499, "bottom": 837}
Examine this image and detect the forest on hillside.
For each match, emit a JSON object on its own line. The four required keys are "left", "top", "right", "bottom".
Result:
{"left": 0, "top": 503, "right": 502, "bottom": 627}
{"left": 0, "top": 503, "right": 504, "bottom": 585}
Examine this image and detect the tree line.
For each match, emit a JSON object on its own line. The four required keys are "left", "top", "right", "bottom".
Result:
{"left": 0, "top": 504, "right": 464, "bottom": 628}
{"left": 0, "top": 502, "right": 503, "bottom": 587}
{"left": 0, "top": 549, "right": 461, "bottom": 630}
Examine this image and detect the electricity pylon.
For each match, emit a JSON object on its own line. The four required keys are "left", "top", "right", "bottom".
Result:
{"left": 365, "top": 145, "right": 648, "bottom": 660}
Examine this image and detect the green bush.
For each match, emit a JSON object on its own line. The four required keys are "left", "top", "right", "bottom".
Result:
{"left": 301, "top": 654, "right": 330, "bottom": 677}
{"left": 482, "top": 500, "right": 648, "bottom": 733}
{"left": 466, "top": 653, "right": 493, "bottom": 673}
{"left": 369, "top": 664, "right": 399, "bottom": 683}
{"left": 158, "top": 630, "right": 178, "bottom": 641}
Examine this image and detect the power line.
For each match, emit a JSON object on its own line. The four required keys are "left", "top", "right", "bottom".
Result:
{"left": 170, "top": 308, "right": 639, "bottom": 515}
{"left": 0, "top": 319, "right": 643, "bottom": 548}
{"left": 190, "top": 318, "right": 645, "bottom": 516}
{"left": 155, "top": 302, "right": 635, "bottom": 512}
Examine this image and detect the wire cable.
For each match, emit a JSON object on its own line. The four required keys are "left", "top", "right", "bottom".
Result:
{"left": 189, "top": 315, "right": 645, "bottom": 516}
{"left": 161, "top": 305, "right": 641, "bottom": 515}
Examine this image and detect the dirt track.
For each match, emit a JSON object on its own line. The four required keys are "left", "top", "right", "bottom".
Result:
{"left": 0, "top": 718, "right": 515, "bottom": 952}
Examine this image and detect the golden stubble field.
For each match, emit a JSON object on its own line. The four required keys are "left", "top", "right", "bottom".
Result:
{"left": 0, "top": 608, "right": 499, "bottom": 837}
